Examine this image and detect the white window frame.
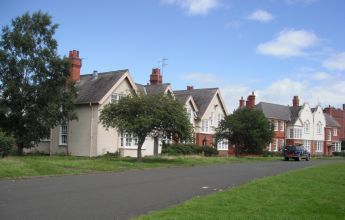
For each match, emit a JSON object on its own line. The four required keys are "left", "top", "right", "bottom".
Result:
{"left": 304, "top": 140, "right": 310, "bottom": 152}
{"left": 317, "top": 122, "right": 322, "bottom": 135}
{"left": 217, "top": 139, "right": 228, "bottom": 150}
{"left": 111, "top": 93, "right": 122, "bottom": 103}
{"left": 274, "top": 120, "right": 278, "bottom": 131}
{"left": 59, "top": 125, "right": 68, "bottom": 145}
{"left": 273, "top": 139, "right": 278, "bottom": 152}
{"left": 304, "top": 120, "right": 310, "bottom": 134}
{"left": 267, "top": 143, "right": 272, "bottom": 151}
{"left": 120, "top": 132, "right": 138, "bottom": 148}
{"left": 316, "top": 141, "right": 323, "bottom": 153}
{"left": 333, "top": 128, "right": 337, "bottom": 136}
{"left": 279, "top": 121, "right": 284, "bottom": 131}
{"left": 202, "top": 119, "right": 209, "bottom": 133}
{"left": 289, "top": 128, "right": 294, "bottom": 139}
{"left": 327, "top": 130, "right": 332, "bottom": 141}
{"left": 210, "top": 112, "right": 214, "bottom": 127}
{"left": 279, "top": 139, "right": 284, "bottom": 150}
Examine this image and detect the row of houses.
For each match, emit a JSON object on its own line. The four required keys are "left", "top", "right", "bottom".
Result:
{"left": 31, "top": 50, "right": 344, "bottom": 157}
{"left": 238, "top": 93, "right": 344, "bottom": 156}
{"left": 32, "top": 50, "right": 228, "bottom": 157}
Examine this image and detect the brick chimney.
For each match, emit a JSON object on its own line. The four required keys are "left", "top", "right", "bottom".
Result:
{"left": 246, "top": 92, "right": 256, "bottom": 109}
{"left": 69, "top": 50, "right": 82, "bottom": 81}
{"left": 293, "top": 96, "right": 299, "bottom": 108}
{"left": 187, "top": 85, "right": 194, "bottom": 90}
{"left": 149, "top": 68, "right": 162, "bottom": 85}
{"left": 239, "top": 96, "right": 245, "bottom": 109}
{"left": 343, "top": 104, "right": 345, "bottom": 110}
{"left": 324, "top": 105, "right": 334, "bottom": 115}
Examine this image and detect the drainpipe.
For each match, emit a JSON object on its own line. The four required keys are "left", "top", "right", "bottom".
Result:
{"left": 90, "top": 102, "right": 94, "bottom": 157}
{"left": 49, "top": 128, "right": 53, "bottom": 156}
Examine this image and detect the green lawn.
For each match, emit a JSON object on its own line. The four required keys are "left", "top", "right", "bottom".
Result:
{"left": 0, "top": 155, "right": 280, "bottom": 179}
{"left": 136, "top": 162, "right": 345, "bottom": 220}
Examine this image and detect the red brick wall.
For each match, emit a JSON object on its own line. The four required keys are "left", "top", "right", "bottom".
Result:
{"left": 324, "top": 107, "right": 345, "bottom": 141}
{"left": 195, "top": 133, "right": 214, "bottom": 146}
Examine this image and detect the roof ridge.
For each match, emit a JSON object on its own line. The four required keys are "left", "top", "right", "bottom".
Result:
{"left": 80, "top": 69, "right": 128, "bottom": 77}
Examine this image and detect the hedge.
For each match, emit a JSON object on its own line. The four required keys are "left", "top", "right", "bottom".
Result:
{"left": 162, "top": 143, "right": 218, "bottom": 157}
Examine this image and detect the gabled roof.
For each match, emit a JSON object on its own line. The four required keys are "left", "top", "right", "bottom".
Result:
{"left": 174, "top": 88, "right": 222, "bottom": 118}
{"left": 175, "top": 94, "right": 198, "bottom": 112}
{"left": 324, "top": 113, "right": 341, "bottom": 127}
{"left": 256, "top": 102, "right": 291, "bottom": 121}
{"left": 146, "top": 83, "right": 172, "bottom": 95}
{"left": 75, "top": 70, "right": 130, "bottom": 104}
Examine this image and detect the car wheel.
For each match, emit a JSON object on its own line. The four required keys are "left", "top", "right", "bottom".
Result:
{"left": 285, "top": 157, "right": 289, "bottom": 161}
{"left": 297, "top": 156, "right": 301, "bottom": 161}
{"left": 306, "top": 155, "right": 310, "bottom": 161}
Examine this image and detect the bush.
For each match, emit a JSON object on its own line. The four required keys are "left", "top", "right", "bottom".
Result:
{"left": 333, "top": 152, "right": 345, "bottom": 157}
{"left": 162, "top": 143, "right": 218, "bottom": 157}
{"left": 0, "top": 132, "right": 13, "bottom": 158}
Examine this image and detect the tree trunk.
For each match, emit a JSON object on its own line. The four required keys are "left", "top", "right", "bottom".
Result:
{"left": 153, "top": 136, "right": 159, "bottom": 157}
{"left": 17, "top": 142, "right": 24, "bottom": 156}
{"left": 137, "top": 136, "right": 146, "bottom": 162}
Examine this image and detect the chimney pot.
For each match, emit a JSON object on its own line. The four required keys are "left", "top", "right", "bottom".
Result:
{"left": 149, "top": 68, "right": 162, "bottom": 85}
{"left": 187, "top": 86, "right": 194, "bottom": 90}
{"left": 343, "top": 104, "right": 345, "bottom": 110}
{"left": 69, "top": 50, "right": 82, "bottom": 81}
{"left": 293, "top": 96, "right": 299, "bottom": 107}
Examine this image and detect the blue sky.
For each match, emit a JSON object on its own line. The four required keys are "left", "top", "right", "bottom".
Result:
{"left": 1, "top": 0, "right": 345, "bottom": 112}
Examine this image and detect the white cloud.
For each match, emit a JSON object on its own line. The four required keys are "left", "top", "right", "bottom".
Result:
{"left": 257, "top": 29, "right": 319, "bottom": 58}
{"left": 247, "top": 9, "right": 274, "bottom": 23}
{"left": 180, "top": 72, "right": 219, "bottom": 84}
{"left": 322, "top": 52, "right": 345, "bottom": 71}
{"left": 312, "top": 72, "right": 330, "bottom": 80}
{"left": 161, "top": 0, "right": 219, "bottom": 15}
{"left": 220, "top": 85, "right": 251, "bottom": 113}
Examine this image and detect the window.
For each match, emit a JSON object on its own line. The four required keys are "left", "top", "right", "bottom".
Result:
{"left": 111, "top": 93, "right": 122, "bottom": 103}
{"left": 202, "top": 119, "right": 209, "bottom": 133}
{"left": 279, "top": 139, "right": 284, "bottom": 150}
{"left": 217, "top": 139, "right": 228, "bottom": 150}
{"left": 333, "top": 142, "right": 341, "bottom": 152}
{"left": 187, "top": 108, "right": 194, "bottom": 124}
{"left": 280, "top": 122, "right": 284, "bottom": 131}
{"left": 273, "top": 139, "right": 278, "bottom": 152}
{"left": 289, "top": 128, "right": 294, "bottom": 139}
{"left": 317, "top": 122, "right": 322, "bottom": 134}
{"left": 304, "top": 120, "right": 310, "bottom": 133}
{"left": 120, "top": 133, "right": 138, "bottom": 148}
{"left": 304, "top": 140, "right": 310, "bottom": 151}
{"left": 316, "top": 141, "right": 323, "bottom": 153}
{"left": 217, "top": 114, "right": 223, "bottom": 125}
{"left": 327, "top": 130, "right": 332, "bottom": 141}
{"left": 267, "top": 143, "right": 271, "bottom": 151}
{"left": 59, "top": 125, "right": 68, "bottom": 145}
{"left": 210, "top": 112, "right": 214, "bottom": 126}
{"left": 292, "top": 128, "right": 302, "bottom": 139}
{"left": 274, "top": 121, "right": 278, "bottom": 131}
{"left": 334, "top": 128, "right": 337, "bottom": 136}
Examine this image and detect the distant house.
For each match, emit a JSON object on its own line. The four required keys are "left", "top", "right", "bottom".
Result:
{"left": 174, "top": 87, "right": 228, "bottom": 155}
{"left": 240, "top": 93, "right": 341, "bottom": 156}
{"left": 33, "top": 50, "right": 228, "bottom": 157}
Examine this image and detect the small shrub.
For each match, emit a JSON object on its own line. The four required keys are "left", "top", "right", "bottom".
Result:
{"left": 333, "top": 152, "right": 345, "bottom": 157}
{"left": 0, "top": 131, "right": 13, "bottom": 158}
{"left": 162, "top": 143, "right": 217, "bottom": 156}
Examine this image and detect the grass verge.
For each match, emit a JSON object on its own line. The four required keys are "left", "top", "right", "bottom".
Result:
{"left": 0, "top": 155, "right": 280, "bottom": 179}
{"left": 135, "top": 162, "right": 345, "bottom": 220}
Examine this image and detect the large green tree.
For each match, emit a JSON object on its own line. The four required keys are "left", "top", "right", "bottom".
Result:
{"left": 0, "top": 11, "right": 77, "bottom": 154}
{"left": 100, "top": 94, "right": 193, "bottom": 161}
{"left": 216, "top": 108, "right": 274, "bottom": 156}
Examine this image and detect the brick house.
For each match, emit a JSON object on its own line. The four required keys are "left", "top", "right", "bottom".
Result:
{"left": 174, "top": 87, "right": 228, "bottom": 155}
{"left": 240, "top": 93, "right": 340, "bottom": 156}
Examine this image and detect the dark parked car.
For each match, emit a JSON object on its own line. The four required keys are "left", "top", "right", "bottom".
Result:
{"left": 284, "top": 145, "right": 310, "bottom": 161}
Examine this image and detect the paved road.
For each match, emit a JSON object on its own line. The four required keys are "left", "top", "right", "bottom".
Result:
{"left": 0, "top": 159, "right": 341, "bottom": 220}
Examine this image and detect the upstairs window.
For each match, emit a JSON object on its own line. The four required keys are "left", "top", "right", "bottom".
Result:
{"left": 202, "top": 120, "right": 209, "bottom": 133}
{"left": 111, "top": 93, "right": 122, "bottom": 103}
{"left": 279, "top": 121, "right": 284, "bottom": 131}
{"left": 316, "top": 122, "right": 322, "bottom": 135}
{"left": 304, "top": 120, "right": 310, "bottom": 134}
{"left": 327, "top": 130, "right": 332, "bottom": 141}
{"left": 334, "top": 128, "right": 337, "bottom": 136}
{"left": 274, "top": 120, "right": 278, "bottom": 131}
